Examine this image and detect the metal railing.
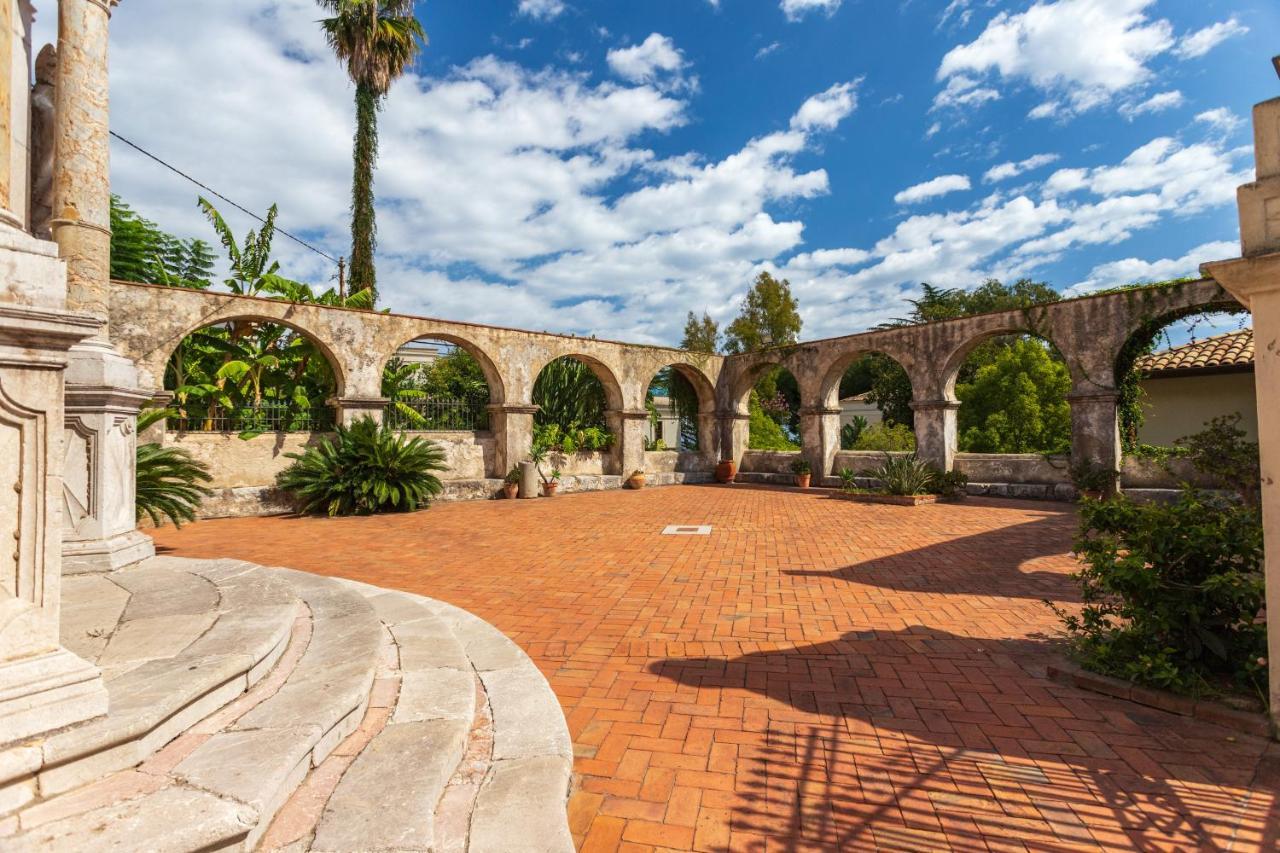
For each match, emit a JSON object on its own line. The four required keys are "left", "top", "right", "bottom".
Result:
{"left": 385, "top": 396, "right": 490, "bottom": 431}
{"left": 168, "top": 402, "right": 335, "bottom": 434}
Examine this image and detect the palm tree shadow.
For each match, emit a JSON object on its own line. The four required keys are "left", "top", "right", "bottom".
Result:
{"left": 648, "top": 627, "right": 1279, "bottom": 851}
{"left": 787, "top": 510, "right": 1083, "bottom": 604}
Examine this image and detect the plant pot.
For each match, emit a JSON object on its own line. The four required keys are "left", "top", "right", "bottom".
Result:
{"left": 542, "top": 482, "right": 559, "bottom": 497}
{"left": 502, "top": 483, "right": 519, "bottom": 500}
{"left": 716, "top": 459, "right": 737, "bottom": 484}
{"left": 794, "top": 473, "right": 811, "bottom": 488}
{"left": 626, "top": 474, "right": 646, "bottom": 490}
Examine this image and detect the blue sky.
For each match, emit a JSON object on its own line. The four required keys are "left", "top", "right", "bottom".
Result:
{"left": 46, "top": 0, "right": 1277, "bottom": 345}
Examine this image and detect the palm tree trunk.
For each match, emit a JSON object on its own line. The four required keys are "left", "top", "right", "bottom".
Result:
{"left": 349, "top": 80, "right": 380, "bottom": 302}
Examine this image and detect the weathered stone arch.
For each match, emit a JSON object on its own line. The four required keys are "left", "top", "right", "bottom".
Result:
{"left": 529, "top": 352, "right": 626, "bottom": 413}
{"left": 937, "top": 326, "right": 1073, "bottom": 402}
{"left": 815, "top": 347, "right": 915, "bottom": 410}
{"left": 380, "top": 329, "right": 506, "bottom": 405}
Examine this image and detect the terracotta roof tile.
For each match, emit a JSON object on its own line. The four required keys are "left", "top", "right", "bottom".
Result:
{"left": 1137, "top": 329, "right": 1253, "bottom": 375}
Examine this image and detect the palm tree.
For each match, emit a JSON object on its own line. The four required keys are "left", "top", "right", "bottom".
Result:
{"left": 318, "top": 0, "right": 425, "bottom": 302}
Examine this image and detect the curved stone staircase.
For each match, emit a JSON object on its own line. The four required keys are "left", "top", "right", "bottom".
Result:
{"left": 0, "top": 557, "right": 573, "bottom": 852}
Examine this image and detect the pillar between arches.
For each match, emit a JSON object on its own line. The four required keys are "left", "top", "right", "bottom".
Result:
{"left": 910, "top": 399, "right": 959, "bottom": 472}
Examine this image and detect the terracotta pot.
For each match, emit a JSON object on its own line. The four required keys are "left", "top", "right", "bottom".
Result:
{"left": 502, "top": 483, "right": 519, "bottom": 499}
{"left": 794, "top": 473, "right": 811, "bottom": 488}
{"left": 716, "top": 459, "right": 737, "bottom": 484}
{"left": 626, "top": 474, "right": 646, "bottom": 490}
{"left": 542, "top": 482, "right": 559, "bottom": 497}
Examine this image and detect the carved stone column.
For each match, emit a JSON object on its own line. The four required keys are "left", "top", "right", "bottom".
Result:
{"left": 53, "top": 0, "right": 154, "bottom": 573}
{"left": 1201, "top": 84, "right": 1280, "bottom": 734}
{"left": 910, "top": 399, "right": 959, "bottom": 472}
{"left": 488, "top": 403, "right": 537, "bottom": 478}
{"left": 0, "top": 0, "right": 20, "bottom": 229}
{"left": 799, "top": 405, "right": 839, "bottom": 485}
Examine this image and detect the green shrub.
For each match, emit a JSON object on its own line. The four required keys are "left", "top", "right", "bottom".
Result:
{"left": 851, "top": 422, "right": 916, "bottom": 451}
{"left": 1053, "top": 491, "right": 1266, "bottom": 701}
{"left": 936, "top": 469, "right": 968, "bottom": 499}
{"left": 837, "top": 467, "right": 858, "bottom": 490}
{"left": 136, "top": 442, "right": 213, "bottom": 528}
{"left": 747, "top": 393, "right": 799, "bottom": 450}
{"left": 277, "top": 416, "right": 446, "bottom": 516}
{"left": 869, "top": 453, "right": 937, "bottom": 496}
{"left": 1178, "top": 413, "right": 1260, "bottom": 507}
{"left": 840, "top": 416, "right": 868, "bottom": 450}
{"left": 790, "top": 457, "right": 811, "bottom": 474}
{"left": 534, "top": 422, "right": 614, "bottom": 454}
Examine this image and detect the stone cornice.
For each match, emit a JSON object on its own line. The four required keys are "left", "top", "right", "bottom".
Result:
{"left": 1202, "top": 253, "right": 1280, "bottom": 310}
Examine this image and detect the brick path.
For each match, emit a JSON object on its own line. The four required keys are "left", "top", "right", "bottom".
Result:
{"left": 153, "top": 486, "right": 1279, "bottom": 851}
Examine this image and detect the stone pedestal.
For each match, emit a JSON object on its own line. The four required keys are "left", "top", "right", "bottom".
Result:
{"left": 0, "top": 231, "right": 107, "bottom": 746}
{"left": 489, "top": 404, "right": 537, "bottom": 478}
{"left": 60, "top": 339, "right": 153, "bottom": 574}
{"left": 911, "top": 400, "right": 959, "bottom": 472}
{"left": 1067, "top": 390, "right": 1122, "bottom": 491}
{"left": 800, "top": 406, "right": 839, "bottom": 482}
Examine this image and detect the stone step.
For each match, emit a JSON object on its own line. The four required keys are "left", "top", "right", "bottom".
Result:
{"left": 1, "top": 558, "right": 300, "bottom": 807}
{"left": 3, "top": 563, "right": 384, "bottom": 852}
{"left": 262, "top": 581, "right": 573, "bottom": 852}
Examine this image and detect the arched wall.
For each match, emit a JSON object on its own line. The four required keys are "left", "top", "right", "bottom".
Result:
{"left": 380, "top": 332, "right": 506, "bottom": 405}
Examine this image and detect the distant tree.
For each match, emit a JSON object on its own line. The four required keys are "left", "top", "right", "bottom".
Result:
{"left": 724, "top": 272, "right": 802, "bottom": 354}
{"left": 318, "top": 0, "right": 426, "bottom": 302}
{"left": 957, "top": 338, "right": 1071, "bottom": 453}
{"left": 681, "top": 311, "right": 720, "bottom": 353}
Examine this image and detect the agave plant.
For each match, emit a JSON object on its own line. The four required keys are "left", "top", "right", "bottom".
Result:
{"left": 277, "top": 416, "right": 447, "bottom": 516}
{"left": 869, "top": 453, "right": 938, "bottom": 496}
{"left": 135, "top": 415, "right": 214, "bottom": 528}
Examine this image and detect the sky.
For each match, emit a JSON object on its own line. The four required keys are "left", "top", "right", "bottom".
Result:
{"left": 34, "top": 0, "right": 1278, "bottom": 346}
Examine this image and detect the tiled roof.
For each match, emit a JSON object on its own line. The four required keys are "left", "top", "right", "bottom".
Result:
{"left": 1137, "top": 329, "right": 1253, "bottom": 375}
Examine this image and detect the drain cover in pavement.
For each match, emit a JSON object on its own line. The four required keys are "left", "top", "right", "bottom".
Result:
{"left": 662, "top": 525, "right": 711, "bottom": 535}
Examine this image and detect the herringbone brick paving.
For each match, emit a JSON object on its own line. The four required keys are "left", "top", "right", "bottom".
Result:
{"left": 153, "top": 485, "right": 1280, "bottom": 851}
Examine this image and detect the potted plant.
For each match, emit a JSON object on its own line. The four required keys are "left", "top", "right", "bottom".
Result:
{"left": 716, "top": 458, "right": 737, "bottom": 483}
{"left": 542, "top": 469, "right": 562, "bottom": 497}
{"left": 1070, "top": 461, "right": 1117, "bottom": 500}
{"left": 502, "top": 466, "right": 520, "bottom": 499}
{"left": 791, "top": 457, "right": 812, "bottom": 488}
{"left": 626, "top": 469, "right": 646, "bottom": 490}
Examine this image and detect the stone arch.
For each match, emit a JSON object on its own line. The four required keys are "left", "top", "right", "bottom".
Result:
{"left": 160, "top": 313, "right": 346, "bottom": 432}
{"left": 643, "top": 361, "right": 718, "bottom": 454}
{"left": 379, "top": 330, "right": 506, "bottom": 405}
{"left": 530, "top": 352, "right": 626, "bottom": 414}
{"left": 938, "top": 325, "right": 1074, "bottom": 402}
{"left": 144, "top": 310, "right": 348, "bottom": 400}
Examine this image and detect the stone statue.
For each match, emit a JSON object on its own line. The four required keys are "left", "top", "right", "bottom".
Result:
{"left": 30, "top": 44, "right": 57, "bottom": 240}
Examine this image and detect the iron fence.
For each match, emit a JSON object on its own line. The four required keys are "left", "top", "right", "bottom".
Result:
{"left": 168, "top": 403, "right": 335, "bottom": 434}
{"left": 385, "top": 396, "right": 490, "bottom": 431}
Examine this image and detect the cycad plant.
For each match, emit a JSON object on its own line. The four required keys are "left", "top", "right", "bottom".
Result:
{"left": 277, "top": 416, "right": 446, "bottom": 516}
{"left": 318, "top": 0, "right": 426, "bottom": 300}
{"left": 135, "top": 410, "right": 214, "bottom": 528}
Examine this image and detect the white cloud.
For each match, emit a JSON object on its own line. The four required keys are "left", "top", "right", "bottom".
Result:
{"left": 781, "top": 0, "right": 842, "bottom": 23}
{"left": 1196, "top": 108, "right": 1243, "bottom": 134}
{"left": 517, "top": 0, "right": 565, "bottom": 21}
{"left": 606, "top": 34, "right": 693, "bottom": 91}
{"left": 790, "top": 80, "right": 859, "bottom": 131}
{"left": 1118, "top": 89, "right": 1184, "bottom": 119}
{"left": 984, "top": 153, "right": 1059, "bottom": 182}
{"left": 894, "top": 174, "right": 972, "bottom": 205}
{"left": 755, "top": 41, "right": 782, "bottom": 60}
{"left": 931, "top": 74, "right": 1001, "bottom": 110}
{"left": 1174, "top": 17, "right": 1248, "bottom": 60}
{"left": 1069, "top": 240, "right": 1240, "bottom": 294}
{"left": 937, "top": 0, "right": 1174, "bottom": 117}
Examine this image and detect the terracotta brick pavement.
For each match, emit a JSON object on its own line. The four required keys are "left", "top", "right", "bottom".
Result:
{"left": 153, "top": 485, "right": 1280, "bottom": 851}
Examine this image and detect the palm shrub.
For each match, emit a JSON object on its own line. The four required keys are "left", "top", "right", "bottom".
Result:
{"left": 135, "top": 410, "right": 213, "bottom": 528}
{"left": 277, "top": 416, "right": 446, "bottom": 516}
{"left": 869, "top": 453, "right": 937, "bottom": 496}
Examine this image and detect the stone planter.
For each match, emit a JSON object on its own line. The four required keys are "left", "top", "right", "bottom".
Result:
{"left": 542, "top": 481, "right": 559, "bottom": 497}
{"left": 794, "top": 473, "right": 811, "bottom": 488}
{"left": 836, "top": 492, "right": 939, "bottom": 506}
{"left": 625, "top": 473, "right": 646, "bottom": 490}
{"left": 502, "top": 483, "right": 519, "bottom": 500}
{"left": 716, "top": 460, "right": 737, "bottom": 483}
